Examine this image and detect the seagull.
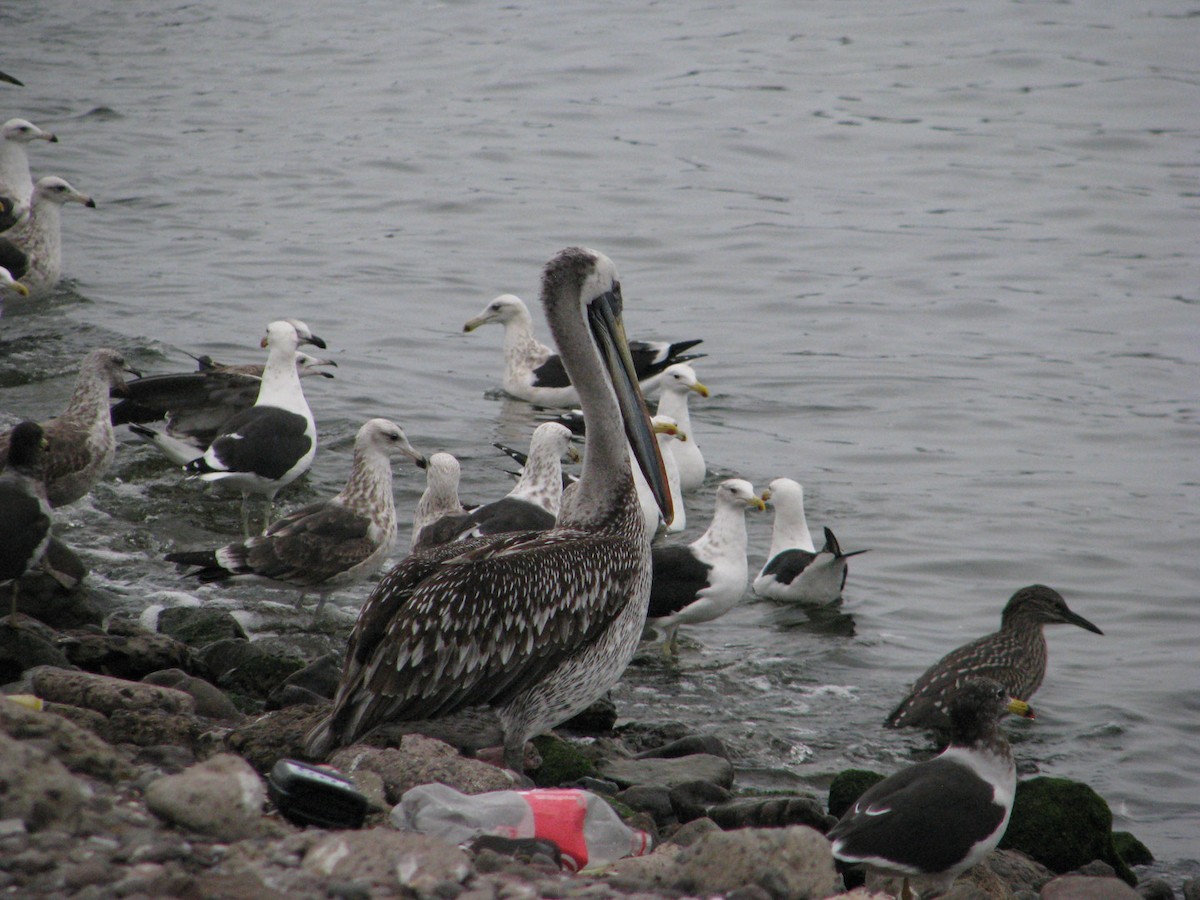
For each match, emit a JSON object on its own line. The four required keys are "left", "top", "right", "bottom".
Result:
{"left": 119, "top": 347, "right": 336, "bottom": 459}
{"left": 1, "top": 264, "right": 30, "bottom": 300}
{"left": 755, "top": 524, "right": 868, "bottom": 605}
{"left": 885, "top": 585, "right": 1103, "bottom": 734}
{"left": 654, "top": 363, "right": 709, "bottom": 492}
{"left": 0, "top": 118, "right": 58, "bottom": 225}
{"left": 646, "top": 478, "right": 765, "bottom": 656}
{"left": 165, "top": 419, "right": 425, "bottom": 615}
{"left": 830, "top": 679, "right": 1036, "bottom": 899}
{"left": 182, "top": 320, "right": 325, "bottom": 535}
{"left": 412, "top": 421, "right": 579, "bottom": 551}
{"left": 0, "top": 348, "right": 139, "bottom": 507}
{"left": 410, "top": 452, "right": 469, "bottom": 552}
{"left": 304, "top": 246, "right": 673, "bottom": 771}
{"left": 463, "top": 292, "right": 704, "bottom": 408}
{"left": 0, "top": 422, "right": 52, "bottom": 618}
{"left": 0, "top": 176, "right": 95, "bottom": 296}
{"left": 632, "top": 415, "right": 687, "bottom": 536}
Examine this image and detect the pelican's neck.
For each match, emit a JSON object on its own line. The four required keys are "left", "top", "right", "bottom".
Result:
{"left": 255, "top": 342, "right": 306, "bottom": 413}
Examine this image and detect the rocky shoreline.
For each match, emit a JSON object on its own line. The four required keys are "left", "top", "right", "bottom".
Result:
{"left": 1, "top": 575, "right": 1191, "bottom": 900}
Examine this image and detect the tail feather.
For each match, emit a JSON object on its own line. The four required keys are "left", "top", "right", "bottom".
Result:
{"left": 164, "top": 549, "right": 229, "bottom": 582}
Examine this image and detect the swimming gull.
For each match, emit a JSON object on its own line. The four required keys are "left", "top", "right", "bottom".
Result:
{"left": 654, "top": 362, "right": 709, "bottom": 492}
{"left": 413, "top": 420, "right": 578, "bottom": 551}
{"left": 304, "top": 246, "right": 673, "bottom": 770}
{"left": 885, "top": 584, "right": 1102, "bottom": 734}
{"left": 165, "top": 418, "right": 425, "bottom": 615}
{"left": 646, "top": 478, "right": 764, "bottom": 656}
{"left": 0, "top": 348, "right": 139, "bottom": 507}
{"left": 0, "top": 175, "right": 95, "bottom": 296}
{"left": 0, "top": 118, "right": 58, "bottom": 225}
{"left": 830, "top": 679, "right": 1035, "bottom": 899}
{"left": 0, "top": 422, "right": 52, "bottom": 618}
{"left": 463, "top": 292, "right": 704, "bottom": 408}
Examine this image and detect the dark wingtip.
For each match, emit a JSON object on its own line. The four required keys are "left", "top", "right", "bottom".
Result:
{"left": 0, "top": 71, "right": 25, "bottom": 87}
{"left": 48, "top": 134, "right": 59, "bottom": 143}
{"left": 85, "top": 198, "right": 96, "bottom": 208}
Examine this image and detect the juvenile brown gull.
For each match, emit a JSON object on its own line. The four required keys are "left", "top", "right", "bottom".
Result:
{"left": 305, "top": 247, "right": 672, "bottom": 769}
{"left": 0, "top": 175, "right": 95, "bottom": 296}
{"left": 409, "top": 452, "right": 469, "bottom": 552}
{"left": 885, "top": 584, "right": 1102, "bottom": 734}
{"left": 412, "top": 421, "right": 578, "bottom": 551}
{"left": 463, "top": 292, "right": 703, "bottom": 407}
{"left": 0, "top": 422, "right": 52, "bottom": 617}
{"left": 0, "top": 348, "right": 138, "bottom": 507}
{"left": 165, "top": 418, "right": 424, "bottom": 614}
{"left": 646, "top": 478, "right": 764, "bottom": 656}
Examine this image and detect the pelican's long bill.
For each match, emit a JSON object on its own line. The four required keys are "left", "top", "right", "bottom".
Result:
{"left": 587, "top": 287, "right": 674, "bottom": 526}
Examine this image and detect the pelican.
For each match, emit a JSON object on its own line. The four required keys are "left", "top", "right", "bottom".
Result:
{"left": 305, "top": 247, "right": 672, "bottom": 771}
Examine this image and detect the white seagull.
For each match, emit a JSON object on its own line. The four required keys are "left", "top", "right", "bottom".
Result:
{"left": 463, "top": 292, "right": 704, "bottom": 407}
{"left": 165, "top": 418, "right": 424, "bottom": 614}
{"left": 410, "top": 452, "right": 469, "bottom": 552}
{"left": 654, "top": 363, "right": 709, "bottom": 492}
{"left": 0, "top": 118, "right": 58, "bottom": 227}
{"left": 0, "top": 175, "right": 95, "bottom": 296}
{"left": 646, "top": 478, "right": 765, "bottom": 656}
{"left": 633, "top": 415, "right": 687, "bottom": 537}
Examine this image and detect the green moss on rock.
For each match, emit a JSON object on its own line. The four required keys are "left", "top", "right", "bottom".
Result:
{"left": 999, "top": 776, "right": 1134, "bottom": 886}
{"left": 1112, "top": 830, "right": 1153, "bottom": 867}
{"left": 530, "top": 734, "right": 598, "bottom": 787}
{"left": 827, "top": 768, "right": 886, "bottom": 820}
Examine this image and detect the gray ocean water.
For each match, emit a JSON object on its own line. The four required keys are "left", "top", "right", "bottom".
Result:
{"left": 2, "top": 0, "right": 1197, "bottom": 883}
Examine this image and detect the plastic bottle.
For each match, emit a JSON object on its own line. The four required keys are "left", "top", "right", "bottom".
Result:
{"left": 391, "top": 782, "right": 651, "bottom": 872}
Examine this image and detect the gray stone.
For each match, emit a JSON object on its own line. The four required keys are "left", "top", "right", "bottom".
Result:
{"left": 0, "top": 617, "right": 74, "bottom": 682}
{"left": 706, "top": 795, "right": 835, "bottom": 832}
{"left": 304, "top": 828, "right": 473, "bottom": 891}
{"left": 668, "top": 779, "right": 733, "bottom": 822}
{"left": 616, "top": 784, "right": 675, "bottom": 824}
{"left": 982, "top": 848, "right": 1055, "bottom": 895}
{"left": 666, "top": 825, "right": 841, "bottom": 899}
{"left": 143, "top": 752, "right": 266, "bottom": 840}
{"left": 197, "top": 638, "right": 304, "bottom": 700}
{"left": 1138, "top": 877, "right": 1177, "bottom": 900}
{"left": 329, "top": 736, "right": 517, "bottom": 802}
{"left": 30, "top": 666, "right": 195, "bottom": 716}
{"left": 224, "top": 703, "right": 328, "bottom": 772}
{"left": 265, "top": 653, "right": 340, "bottom": 709}
{"left": 58, "top": 625, "right": 193, "bottom": 679}
{"left": 157, "top": 606, "right": 248, "bottom": 646}
{"left": 0, "top": 697, "right": 135, "bottom": 783}
{"left": 1042, "top": 874, "right": 1142, "bottom": 899}
{"left": 142, "top": 668, "right": 242, "bottom": 721}
{"left": 1183, "top": 878, "right": 1200, "bottom": 900}
{"left": 597, "top": 753, "right": 734, "bottom": 790}
{"left": 636, "top": 734, "right": 729, "bottom": 761}
{"left": 0, "top": 731, "right": 91, "bottom": 831}
{"left": 665, "top": 816, "right": 720, "bottom": 847}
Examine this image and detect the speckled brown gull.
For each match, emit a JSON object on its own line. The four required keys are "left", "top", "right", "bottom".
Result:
{"left": 0, "top": 175, "right": 94, "bottom": 296}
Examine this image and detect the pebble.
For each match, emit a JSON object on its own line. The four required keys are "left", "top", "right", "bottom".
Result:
{"left": 1042, "top": 874, "right": 1142, "bottom": 899}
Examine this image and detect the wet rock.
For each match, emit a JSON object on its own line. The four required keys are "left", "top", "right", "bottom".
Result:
{"left": 58, "top": 625, "right": 192, "bottom": 679}
{"left": 13, "top": 550, "right": 100, "bottom": 629}
{"left": 1112, "top": 830, "right": 1154, "bottom": 866}
{"left": 108, "top": 707, "right": 203, "bottom": 748}
{"left": 669, "top": 780, "right": 733, "bottom": 822}
{"left": 30, "top": 666, "right": 195, "bottom": 715}
{"left": 706, "top": 794, "right": 835, "bottom": 832}
{"left": 133, "top": 743, "right": 197, "bottom": 774}
{"left": 1042, "top": 874, "right": 1142, "bottom": 899}
{"left": 1000, "top": 776, "right": 1135, "bottom": 885}
{"left": 1184, "top": 878, "right": 1200, "bottom": 900}
{"left": 559, "top": 695, "right": 618, "bottom": 735}
{"left": 142, "top": 668, "right": 243, "bottom": 721}
{"left": 1138, "top": 878, "right": 1176, "bottom": 900}
{"left": 828, "top": 768, "right": 887, "bottom": 819}
{"left": 665, "top": 816, "right": 721, "bottom": 847}
{"left": 938, "top": 859, "right": 1013, "bottom": 898}
{"left": 0, "top": 697, "right": 135, "bottom": 782}
{"left": 982, "top": 848, "right": 1055, "bottom": 895}
{"left": 265, "top": 652, "right": 341, "bottom": 711}
{"left": 303, "top": 829, "right": 473, "bottom": 892}
{"left": 225, "top": 703, "right": 328, "bottom": 772}
{"left": 665, "top": 825, "right": 841, "bottom": 899}
{"left": 198, "top": 638, "right": 305, "bottom": 700}
{"left": 0, "top": 730, "right": 91, "bottom": 830}
{"left": 157, "top": 606, "right": 248, "bottom": 646}
{"left": 330, "top": 737, "right": 517, "bottom": 802}
{"left": 597, "top": 753, "right": 734, "bottom": 790}
{"left": 530, "top": 734, "right": 600, "bottom": 787}
{"left": 613, "top": 720, "right": 694, "bottom": 754}
{"left": 636, "top": 734, "right": 729, "bottom": 761}
{"left": 0, "top": 617, "right": 74, "bottom": 682}
{"left": 144, "top": 752, "right": 267, "bottom": 840}
{"left": 616, "top": 784, "right": 675, "bottom": 824}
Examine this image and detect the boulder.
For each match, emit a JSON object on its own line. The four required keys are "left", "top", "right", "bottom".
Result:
{"left": 530, "top": 733, "right": 599, "bottom": 786}
{"left": 636, "top": 734, "right": 730, "bottom": 761}
{"left": 665, "top": 825, "right": 841, "bottom": 899}
{"left": 304, "top": 829, "right": 472, "bottom": 891}
{"left": 0, "top": 731, "right": 91, "bottom": 831}
{"left": 142, "top": 669, "right": 242, "bottom": 722}
{"left": 706, "top": 795, "right": 835, "bottom": 832}
{"left": 224, "top": 704, "right": 328, "bottom": 772}
{"left": 1041, "top": 874, "right": 1141, "bottom": 899}
{"left": 329, "top": 737, "right": 517, "bottom": 802}
{"left": 827, "top": 768, "right": 887, "bottom": 819}
{"left": 58, "top": 625, "right": 192, "bottom": 679}
{"left": 144, "top": 753, "right": 267, "bottom": 840}
{"left": 0, "top": 698, "right": 135, "bottom": 783}
{"left": 597, "top": 753, "right": 734, "bottom": 790}
{"left": 197, "top": 638, "right": 304, "bottom": 700}
{"left": 156, "top": 606, "right": 248, "bottom": 646}
{"left": 30, "top": 667, "right": 195, "bottom": 716}
{"left": 0, "top": 617, "right": 75, "bottom": 683}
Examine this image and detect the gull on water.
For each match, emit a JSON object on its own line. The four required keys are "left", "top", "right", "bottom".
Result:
{"left": 0, "top": 118, "right": 58, "bottom": 225}
{"left": 0, "top": 348, "right": 139, "bottom": 507}
{"left": 886, "top": 584, "right": 1103, "bottom": 734}
{"left": 412, "top": 421, "right": 578, "bottom": 551}
{"left": 119, "top": 346, "right": 336, "bottom": 457}
{"left": 0, "top": 175, "right": 95, "bottom": 296}
{"left": 410, "top": 452, "right": 469, "bottom": 552}
{"left": 0, "top": 422, "right": 52, "bottom": 618}
{"left": 463, "top": 292, "right": 703, "bottom": 407}
{"left": 654, "top": 362, "right": 709, "bottom": 492}
{"left": 165, "top": 419, "right": 425, "bottom": 615}
{"left": 646, "top": 478, "right": 765, "bottom": 657}
{"left": 830, "top": 679, "right": 1036, "bottom": 899}
{"left": 305, "top": 247, "right": 673, "bottom": 771}
{"left": 156, "top": 320, "right": 325, "bottom": 535}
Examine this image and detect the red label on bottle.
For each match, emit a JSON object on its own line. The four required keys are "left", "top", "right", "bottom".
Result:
{"left": 520, "top": 789, "right": 589, "bottom": 872}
